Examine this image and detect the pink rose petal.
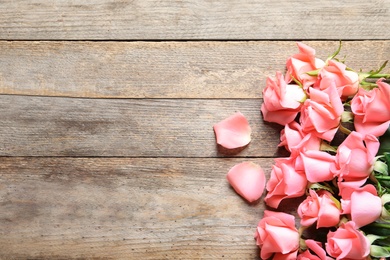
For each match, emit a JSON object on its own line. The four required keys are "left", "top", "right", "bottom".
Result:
{"left": 226, "top": 162, "right": 266, "bottom": 202}
{"left": 350, "top": 190, "right": 381, "bottom": 228}
{"left": 213, "top": 112, "right": 251, "bottom": 149}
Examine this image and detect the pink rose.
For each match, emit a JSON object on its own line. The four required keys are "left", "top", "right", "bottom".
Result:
{"left": 272, "top": 251, "right": 298, "bottom": 260}
{"left": 325, "top": 221, "right": 370, "bottom": 260}
{"left": 298, "top": 239, "right": 333, "bottom": 260}
{"left": 332, "top": 131, "right": 379, "bottom": 183}
{"left": 261, "top": 71, "right": 306, "bottom": 125}
{"left": 255, "top": 210, "right": 299, "bottom": 260}
{"left": 314, "top": 59, "right": 359, "bottom": 99}
{"left": 340, "top": 184, "right": 381, "bottom": 228}
{"left": 299, "top": 84, "right": 343, "bottom": 141}
{"left": 351, "top": 79, "right": 390, "bottom": 137}
{"left": 265, "top": 156, "right": 307, "bottom": 208}
{"left": 296, "top": 150, "right": 335, "bottom": 182}
{"left": 298, "top": 249, "right": 321, "bottom": 260}
{"left": 298, "top": 190, "right": 341, "bottom": 228}
{"left": 285, "top": 42, "right": 325, "bottom": 88}
{"left": 337, "top": 179, "right": 367, "bottom": 193}
{"left": 279, "top": 121, "right": 321, "bottom": 153}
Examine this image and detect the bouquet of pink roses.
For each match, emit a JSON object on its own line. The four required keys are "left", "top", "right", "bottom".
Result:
{"left": 214, "top": 42, "right": 390, "bottom": 259}
{"left": 257, "top": 42, "right": 390, "bottom": 260}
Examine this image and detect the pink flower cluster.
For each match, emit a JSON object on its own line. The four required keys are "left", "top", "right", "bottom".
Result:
{"left": 257, "top": 42, "right": 390, "bottom": 260}
{"left": 214, "top": 42, "right": 390, "bottom": 260}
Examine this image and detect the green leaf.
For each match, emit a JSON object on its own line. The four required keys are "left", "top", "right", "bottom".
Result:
{"left": 362, "top": 222, "right": 390, "bottom": 236}
{"left": 320, "top": 141, "right": 337, "bottom": 153}
{"left": 370, "top": 245, "right": 390, "bottom": 258}
{"left": 385, "top": 152, "right": 390, "bottom": 166}
{"left": 308, "top": 183, "right": 335, "bottom": 194}
{"left": 367, "top": 234, "right": 389, "bottom": 244}
{"left": 306, "top": 69, "right": 320, "bottom": 76}
{"left": 374, "top": 160, "right": 389, "bottom": 175}
{"left": 381, "top": 194, "right": 390, "bottom": 220}
{"left": 378, "top": 126, "right": 390, "bottom": 155}
{"left": 341, "top": 111, "right": 354, "bottom": 123}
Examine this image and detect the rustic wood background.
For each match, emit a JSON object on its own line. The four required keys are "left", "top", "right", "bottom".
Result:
{"left": 1, "top": 1, "right": 390, "bottom": 259}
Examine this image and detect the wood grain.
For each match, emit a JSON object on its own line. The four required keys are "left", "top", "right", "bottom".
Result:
{"left": 0, "top": 157, "right": 280, "bottom": 259}
{"left": 0, "top": 0, "right": 389, "bottom": 40}
{"left": 3, "top": 1, "right": 388, "bottom": 258}
{"left": 0, "top": 95, "right": 287, "bottom": 157}
{"left": 1, "top": 41, "right": 390, "bottom": 98}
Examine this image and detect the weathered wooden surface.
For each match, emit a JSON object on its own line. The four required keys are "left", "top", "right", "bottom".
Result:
{"left": 1, "top": 41, "right": 390, "bottom": 98}
{"left": 0, "top": 0, "right": 389, "bottom": 40}
{"left": 2, "top": 0, "right": 390, "bottom": 259}
{"left": 0, "top": 157, "right": 275, "bottom": 259}
{"left": 0, "top": 96, "right": 286, "bottom": 157}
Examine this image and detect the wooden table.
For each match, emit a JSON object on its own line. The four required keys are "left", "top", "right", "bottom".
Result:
{"left": 1, "top": 1, "right": 390, "bottom": 259}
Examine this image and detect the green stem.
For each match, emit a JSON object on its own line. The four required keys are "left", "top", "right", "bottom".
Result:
{"left": 326, "top": 41, "right": 342, "bottom": 62}
{"left": 339, "top": 124, "right": 352, "bottom": 135}
{"left": 375, "top": 175, "right": 390, "bottom": 180}
{"left": 367, "top": 74, "right": 390, "bottom": 78}
{"left": 320, "top": 141, "right": 338, "bottom": 153}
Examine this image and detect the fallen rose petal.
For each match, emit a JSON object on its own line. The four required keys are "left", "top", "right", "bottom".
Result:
{"left": 213, "top": 112, "right": 251, "bottom": 149}
{"left": 226, "top": 162, "right": 266, "bottom": 202}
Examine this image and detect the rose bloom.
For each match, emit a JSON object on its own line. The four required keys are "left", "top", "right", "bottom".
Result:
{"left": 285, "top": 42, "right": 325, "bottom": 88}
{"left": 351, "top": 79, "right": 390, "bottom": 137}
{"left": 255, "top": 210, "right": 299, "bottom": 260}
{"left": 340, "top": 184, "right": 382, "bottom": 228}
{"left": 279, "top": 121, "right": 321, "bottom": 153}
{"left": 298, "top": 239, "right": 333, "bottom": 260}
{"left": 326, "top": 221, "right": 370, "bottom": 260}
{"left": 261, "top": 71, "right": 306, "bottom": 125}
{"left": 264, "top": 156, "right": 307, "bottom": 209}
{"left": 296, "top": 150, "right": 335, "bottom": 183}
{"left": 332, "top": 131, "right": 379, "bottom": 183}
{"left": 298, "top": 190, "right": 341, "bottom": 228}
{"left": 314, "top": 59, "right": 359, "bottom": 99}
{"left": 299, "top": 84, "right": 344, "bottom": 141}
{"left": 298, "top": 249, "right": 321, "bottom": 260}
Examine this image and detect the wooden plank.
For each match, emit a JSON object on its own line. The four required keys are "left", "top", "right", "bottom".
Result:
{"left": 0, "top": 1, "right": 389, "bottom": 40}
{"left": 1, "top": 41, "right": 390, "bottom": 98}
{"left": 0, "top": 157, "right": 281, "bottom": 259}
{"left": 0, "top": 95, "right": 287, "bottom": 157}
